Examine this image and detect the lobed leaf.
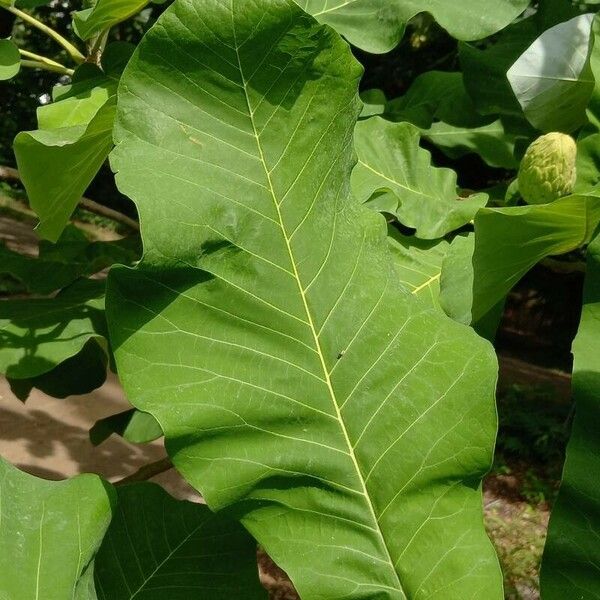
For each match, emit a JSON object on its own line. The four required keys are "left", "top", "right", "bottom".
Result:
{"left": 107, "top": 1, "right": 503, "bottom": 598}
{"left": 298, "top": 0, "right": 530, "bottom": 53}
{"left": 352, "top": 118, "right": 487, "bottom": 239}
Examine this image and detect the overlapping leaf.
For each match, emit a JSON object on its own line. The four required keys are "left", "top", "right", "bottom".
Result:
{"left": 0, "top": 458, "right": 115, "bottom": 599}
{"left": 362, "top": 73, "right": 520, "bottom": 169}
{"left": 93, "top": 483, "right": 266, "bottom": 599}
{"left": 540, "top": 229, "right": 600, "bottom": 599}
{"left": 298, "top": 0, "right": 530, "bottom": 53}
{"left": 107, "top": 1, "right": 502, "bottom": 598}
{"left": 352, "top": 118, "right": 487, "bottom": 239}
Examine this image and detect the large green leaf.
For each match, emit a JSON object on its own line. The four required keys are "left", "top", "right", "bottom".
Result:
{"left": 0, "top": 39, "right": 20, "bottom": 81}
{"left": 540, "top": 229, "right": 600, "bottom": 599}
{"left": 471, "top": 192, "right": 600, "bottom": 322}
{"left": 507, "top": 13, "right": 596, "bottom": 133}
{"left": 298, "top": 0, "right": 530, "bottom": 53}
{"left": 107, "top": 1, "right": 502, "bottom": 598}
{"left": 0, "top": 458, "right": 115, "bottom": 599}
{"left": 0, "top": 278, "right": 107, "bottom": 379}
{"left": 352, "top": 118, "right": 487, "bottom": 239}
{"left": 93, "top": 483, "right": 266, "bottom": 598}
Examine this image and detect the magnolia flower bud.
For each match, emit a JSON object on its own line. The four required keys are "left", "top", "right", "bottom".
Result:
{"left": 518, "top": 132, "right": 577, "bottom": 205}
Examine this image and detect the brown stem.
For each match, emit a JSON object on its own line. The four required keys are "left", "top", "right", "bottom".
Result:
{"left": 114, "top": 457, "right": 174, "bottom": 486}
{"left": 0, "top": 164, "right": 139, "bottom": 232}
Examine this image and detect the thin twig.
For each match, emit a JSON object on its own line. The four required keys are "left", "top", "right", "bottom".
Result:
{"left": 0, "top": 164, "right": 140, "bottom": 232}
{"left": 114, "top": 457, "right": 174, "bottom": 486}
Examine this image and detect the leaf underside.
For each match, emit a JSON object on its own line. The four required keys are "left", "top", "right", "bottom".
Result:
{"left": 107, "top": 1, "right": 502, "bottom": 598}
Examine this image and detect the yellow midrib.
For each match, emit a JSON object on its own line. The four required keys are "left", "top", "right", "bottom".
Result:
{"left": 231, "top": 11, "right": 405, "bottom": 597}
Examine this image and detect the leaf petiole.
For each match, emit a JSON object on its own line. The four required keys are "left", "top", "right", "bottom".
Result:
{"left": 4, "top": 5, "right": 85, "bottom": 64}
{"left": 20, "top": 58, "right": 74, "bottom": 76}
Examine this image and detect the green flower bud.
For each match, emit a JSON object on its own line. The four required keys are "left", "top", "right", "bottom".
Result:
{"left": 518, "top": 132, "right": 577, "bottom": 205}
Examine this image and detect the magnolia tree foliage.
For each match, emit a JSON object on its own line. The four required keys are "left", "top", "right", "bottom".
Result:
{"left": 0, "top": 0, "right": 599, "bottom": 598}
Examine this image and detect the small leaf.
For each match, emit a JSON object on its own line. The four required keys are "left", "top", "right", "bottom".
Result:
{"left": 0, "top": 458, "right": 115, "bottom": 599}
{"left": 507, "top": 13, "right": 596, "bottom": 133}
{"left": 15, "top": 99, "right": 116, "bottom": 242}
{"left": 0, "top": 278, "right": 107, "bottom": 380}
{"left": 90, "top": 409, "right": 163, "bottom": 445}
{"left": 0, "top": 39, "right": 20, "bottom": 81}
{"left": 352, "top": 118, "right": 487, "bottom": 238}
{"left": 74, "top": 0, "right": 149, "bottom": 41}
{"left": 14, "top": 45, "right": 131, "bottom": 242}
{"left": 540, "top": 229, "right": 600, "bottom": 599}
{"left": 93, "top": 483, "right": 266, "bottom": 599}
